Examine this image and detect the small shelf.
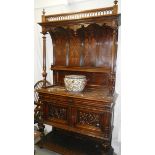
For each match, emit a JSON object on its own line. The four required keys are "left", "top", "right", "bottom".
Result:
{"left": 51, "top": 66, "right": 111, "bottom": 73}
{"left": 37, "top": 129, "right": 114, "bottom": 155}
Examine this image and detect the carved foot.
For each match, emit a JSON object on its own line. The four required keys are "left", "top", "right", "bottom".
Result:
{"left": 38, "top": 122, "right": 45, "bottom": 132}
{"left": 101, "top": 147, "right": 113, "bottom": 155}
{"left": 100, "top": 140, "right": 113, "bottom": 155}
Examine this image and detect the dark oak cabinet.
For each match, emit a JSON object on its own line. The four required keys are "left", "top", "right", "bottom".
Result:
{"left": 36, "top": 1, "right": 120, "bottom": 154}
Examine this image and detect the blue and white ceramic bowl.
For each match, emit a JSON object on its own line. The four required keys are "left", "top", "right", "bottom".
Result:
{"left": 64, "top": 75, "right": 87, "bottom": 92}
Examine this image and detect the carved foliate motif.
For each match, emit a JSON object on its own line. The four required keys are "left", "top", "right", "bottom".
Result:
{"left": 109, "top": 73, "right": 116, "bottom": 95}
{"left": 48, "top": 105, "right": 67, "bottom": 120}
{"left": 34, "top": 101, "right": 43, "bottom": 123}
{"left": 78, "top": 111, "right": 100, "bottom": 128}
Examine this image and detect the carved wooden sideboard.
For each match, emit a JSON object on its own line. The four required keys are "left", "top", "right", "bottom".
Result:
{"left": 36, "top": 1, "right": 120, "bottom": 154}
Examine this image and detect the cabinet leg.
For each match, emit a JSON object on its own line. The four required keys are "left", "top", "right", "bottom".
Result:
{"left": 101, "top": 147, "right": 114, "bottom": 155}
{"left": 38, "top": 122, "right": 45, "bottom": 148}
{"left": 52, "top": 127, "right": 57, "bottom": 133}
{"left": 101, "top": 140, "right": 113, "bottom": 155}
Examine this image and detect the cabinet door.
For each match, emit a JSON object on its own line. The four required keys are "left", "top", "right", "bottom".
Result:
{"left": 72, "top": 98, "right": 113, "bottom": 138}
{"left": 40, "top": 94, "right": 69, "bottom": 125}
{"left": 74, "top": 105, "right": 113, "bottom": 140}
{"left": 75, "top": 107, "right": 102, "bottom": 132}
{"left": 47, "top": 103, "right": 68, "bottom": 125}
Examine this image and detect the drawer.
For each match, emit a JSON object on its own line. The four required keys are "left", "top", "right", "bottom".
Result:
{"left": 73, "top": 98, "right": 106, "bottom": 110}
{"left": 39, "top": 93, "right": 68, "bottom": 105}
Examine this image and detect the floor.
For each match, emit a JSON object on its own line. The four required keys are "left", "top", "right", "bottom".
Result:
{"left": 34, "top": 125, "right": 119, "bottom": 155}
{"left": 35, "top": 145, "right": 118, "bottom": 155}
{"left": 35, "top": 145, "right": 60, "bottom": 155}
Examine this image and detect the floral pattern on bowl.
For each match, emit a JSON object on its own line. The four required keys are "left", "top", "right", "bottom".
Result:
{"left": 64, "top": 75, "right": 87, "bottom": 92}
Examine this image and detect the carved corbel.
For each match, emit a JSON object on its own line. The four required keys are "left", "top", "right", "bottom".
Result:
{"left": 68, "top": 25, "right": 82, "bottom": 36}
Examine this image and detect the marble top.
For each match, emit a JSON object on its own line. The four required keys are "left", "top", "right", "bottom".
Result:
{"left": 37, "top": 85, "right": 117, "bottom": 102}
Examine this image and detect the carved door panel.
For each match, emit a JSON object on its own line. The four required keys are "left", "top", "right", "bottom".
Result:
{"left": 74, "top": 106, "right": 112, "bottom": 140}
{"left": 47, "top": 103, "right": 68, "bottom": 125}
{"left": 75, "top": 107, "right": 104, "bottom": 133}
{"left": 41, "top": 95, "right": 69, "bottom": 125}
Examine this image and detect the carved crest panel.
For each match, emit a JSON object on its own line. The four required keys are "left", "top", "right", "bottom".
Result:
{"left": 83, "top": 24, "right": 99, "bottom": 67}
{"left": 49, "top": 27, "right": 68, "bottom": 66}
{"left": 68, "top": 29, "right": 81, "bottom": 66}
{"left": 82, "top": 24, "right": 113, "bottom": 67}
{"left": 96, "top": 26, "right": 113, "bottom": 67}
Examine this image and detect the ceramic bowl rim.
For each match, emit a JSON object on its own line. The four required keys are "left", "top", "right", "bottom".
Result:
{"left": 64, "top": 75, "right": 86, "bottom": 79}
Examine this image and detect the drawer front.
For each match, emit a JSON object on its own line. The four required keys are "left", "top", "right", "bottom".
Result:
{"left": 39, "top": 93, "right": 68, "bottom": 105}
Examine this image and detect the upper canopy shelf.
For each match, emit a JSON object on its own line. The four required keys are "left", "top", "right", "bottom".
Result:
{"left": 38, "top": 0, "right": 120, "bottom": 28}
{"left": 51, "top": 66, "right": 111, "bottom": 73}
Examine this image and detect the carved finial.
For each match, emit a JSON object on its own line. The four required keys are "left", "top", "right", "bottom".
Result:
{"left": 42, "top": 9, "right": 46, "bottom": 16}
{"left": 114, "top": 0, "right": 118, "bottom": 5}
{"left": 113, "top": 0, "right": 118, "bottom": 14}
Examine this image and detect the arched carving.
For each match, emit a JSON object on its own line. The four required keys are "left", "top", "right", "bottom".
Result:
{"left": 49, "top": 27, "right": 68, "bottom": 66}
{"left": 49, "top": 24, "right": 115, "bottom": 68}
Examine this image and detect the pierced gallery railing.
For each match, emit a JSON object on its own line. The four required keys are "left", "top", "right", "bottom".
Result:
{"left": 45, "top": 7, "right": 116, "bottom": 22}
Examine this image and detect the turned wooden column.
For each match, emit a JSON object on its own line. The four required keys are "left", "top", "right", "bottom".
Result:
{"left": 41, "top": 9, "right": 47, "bottom": 88}
{"left": 42, "top": 34, "right": 47, "bottom": 87}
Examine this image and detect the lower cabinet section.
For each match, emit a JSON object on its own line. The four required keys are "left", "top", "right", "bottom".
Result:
{"left": 40, "top": 94, "right": 113, "bottom": 143}
{"left": 37, "top": 127, "right": 114, "bottom": 155}
{"left": 37, "top": 92, "right": 115, "bottom": 154}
